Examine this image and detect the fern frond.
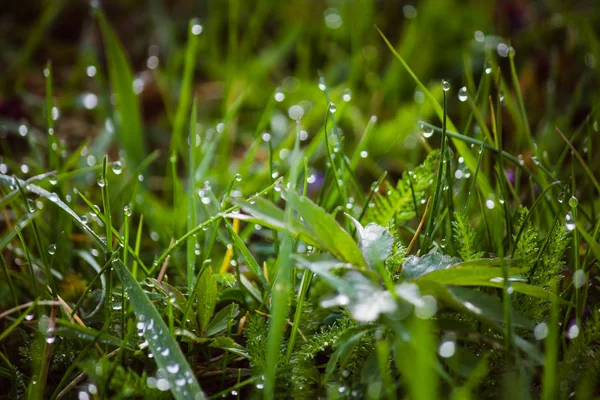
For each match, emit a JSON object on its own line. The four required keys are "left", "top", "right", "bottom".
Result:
{"left": 367, "top": 150, "right": 439, "bottom": 226}
{"left": 452, "top": 211, "right": 484, "bottom": 261}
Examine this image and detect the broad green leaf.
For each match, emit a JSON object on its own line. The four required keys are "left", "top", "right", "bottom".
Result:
{"left": 205, "top": 303, "right": 239, "bottom": 337}
{"left": 286, "top": 191, "right": 365, "bottom": 266}
{"left": 401, "top": 253, "right": 462, "bottom": 280}
{"left": 209, "top": 337, "right": 250, "bottom": 359}
{"left": 416, "top": 280, "right": 534, "bottom": 330}
{"left": 347, "top": 215, "right": 393, "bottom": 269}
{"left": 414, "top": 263, "right": 523, "bottom": 284}
{"left": 231, "top": 197, "right": 320, "bottom": 247}
{"left": 197, "top": 268, "right": 217, "bottom": 334}
{"left": 96, "top": 11, "right": 147, "bottom": 170}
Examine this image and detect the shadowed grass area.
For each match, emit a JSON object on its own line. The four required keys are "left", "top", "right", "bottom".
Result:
{"left": 1, "top": 1, "right": 600, "bottom": 399}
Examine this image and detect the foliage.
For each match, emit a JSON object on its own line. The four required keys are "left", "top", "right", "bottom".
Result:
{"left": 1, "top": 1, "right": 600, "bottom": 399}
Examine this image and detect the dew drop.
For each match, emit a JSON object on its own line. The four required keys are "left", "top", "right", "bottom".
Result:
{"left": 48, "top": 244, "right": 56, "bottom": 255}
{"left": 360, "top": 150, "right": 368, "bottom": 158}
{"left": 573, "top": 269, "right": 586, "bottom": 288}
{"left": 558, "top": 192, "right": 565, "bottom": 204}
{"left": 274, "top": 88, "right": 285, "bottom": 102}
{"left": 318, "top": 77, "right": 327, "bottom": 91}
{"left": 112, "top": 161, "right": 123, "bottom": 175}
{"left": 567, "top": 324, "right": 579, "bottom": 339}
{"left": 568, "top": 196, "right": 578, "bottom": 208}
{"left": 167, "top": 363, "right": 180, "bottom": 374}
{"left": 421, "top": 125, "right": 434, "bottom": 138}
{"left": 86, "top": 65, "right": 97, "bottom": 77}
{"left": 438, "top": 340, "right": 455, "bottom": 358}
{"left": 485, "top": 199, "right": 495, "bottom": 209}
{"left": 329, "top": 103, "right": 337, "bottom": 113}
{"left": 191, "top": 20, "right": 203, "bottom": 35}
{"left": 124, "top": 205, "right": 132, "bottom": 217}
{"left": 288, "top": 105, "right": 304, "bottom": 120}
{"left": 18, "top": 125, "right": 28, "bottom": 137}
{"left": 534, "top": 322, "right": 548, "bottom": 340}
{"left": 565, "top": 212, "right": 575, "bottom": 231}
{"left": 234, "top": 173, "right": 242, "bottom": 182}
{"left": 342, "top": 88, "right": 352, "bottom": 102}
{"left": 97, "top": 176, "right": 105, "bottom": 188}
{"left": 458, "top": 86, "right": 468, "bottom": 102}
{"left": 442, "top": 80, "right": 450, "bottom": 92}
{"left": 49, "top": 173, "right": 57, "bottom": 185}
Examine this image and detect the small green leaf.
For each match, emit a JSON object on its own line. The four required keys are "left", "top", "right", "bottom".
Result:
{"left": 400, "top": 253, "right": 462, "bottom": 280}
{"left": 205, "top": 304, "right": 239, "bottom": 337}
{"left": 347, "top": 215, "right": 393, "bottom": 269}
{"left": 286, "top": 191, "right": 364, "bottom": 266}
{"left": 197, "top": 268, "right": 217, "bottom": 334}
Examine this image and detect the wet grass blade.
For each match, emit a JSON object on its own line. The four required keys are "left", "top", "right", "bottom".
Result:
{"left": 112, "top": 258, "right": 206, "bottom": 400}
{"left": 96, "top": 10, "right": 147, "bottom": 170}
{"left": 376, "top": 26, "right": 493, "bottom": 197}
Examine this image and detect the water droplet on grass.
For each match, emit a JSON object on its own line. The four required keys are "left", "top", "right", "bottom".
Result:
{"left": 82, "top": 93, "right": 98, "bottom": 109}
{"left": 191, "top": 20, "right": 203, "bottom": 35}
{"left": 442, "top": 80, "right": 450, "bottom": 92}
{"left": 360, "top": 151, "right": 368, "bottom": 158}
{"left": 485, "top": 199, "right": 495, "bottom": 209}
{"left": 343, "top": 88, "right": 352, "bottom": 102}
{"left": 329, "top": 103, "right": 337, "bottom": 113}
{"left": 565, "top": 212, "right": 575, "bottom": 231}
{"left": 124, "top": 205, "right": 132, "bottom": 217}
{"left": 438, "top": 340, "right": 455, "bottom": 358}
{"left": 569, "top": 196, "right": 578, "bottom": 208}
{"left": 274, "top": 88, "right": 285, "bottom": 102}
{"left": 288, "top": 105, "right": 304, "bottom": 120}
{"left": 421, "top": 125, "right": 434, "bottom": 138}
{"left": 573, "top": 269, "right": 586, "bottom": 288}
{"left": 167, "top": 363, "right": 180, "bottom": 374}
{"left": 458, "top": 86, "right": 468, "bottom": 102}
{"left": 112, "top": 161, "right": 123, "bottom": 175}
{"left": 567, "top": 324, "right": 579, "bottom": 339}
{"left": 18, "top": 125, "right": 28, "bottom": 137}
{"left": 534, "top": 322, "right": 548, "bottom": 340}
{"left": 86, "top": 65, "right": 96, "bottom": 77}
{"left": 318, "top": 77, "right": 327, "bottom": 91}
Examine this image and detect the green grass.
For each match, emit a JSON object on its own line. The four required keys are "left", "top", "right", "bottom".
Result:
{"left": 1, "top": 1, "right": 600, "bottom": 399}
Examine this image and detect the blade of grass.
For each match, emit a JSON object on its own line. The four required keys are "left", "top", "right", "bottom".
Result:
{"left": 377, "top": 26, "right": 493, "bottom": 197}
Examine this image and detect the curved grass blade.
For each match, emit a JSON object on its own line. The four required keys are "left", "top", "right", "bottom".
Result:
{"left": 112, "top": 258, "right": 206, "bottom": 400}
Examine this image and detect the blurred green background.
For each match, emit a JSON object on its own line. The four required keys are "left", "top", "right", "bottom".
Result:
{"left": 2, "top": 0, "right": 598, "bottom": 172}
